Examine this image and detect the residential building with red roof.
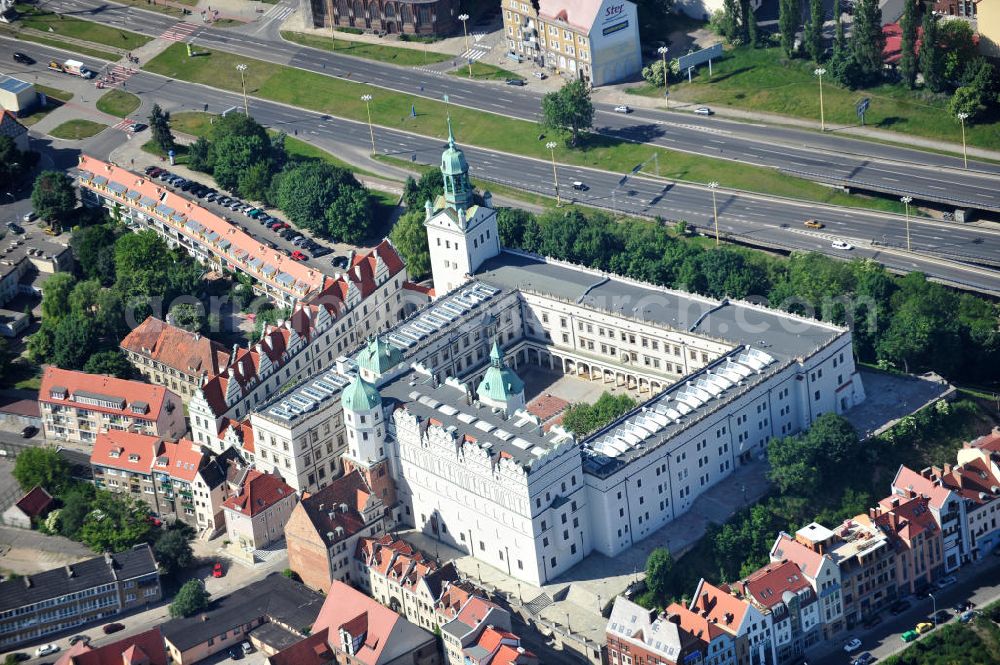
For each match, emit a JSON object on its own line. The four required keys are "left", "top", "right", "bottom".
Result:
{"left": 90, "top": 430, "right": 230, "bottom": 531}
{"left": 869, "top": 493, "right": 944, "bottom": 595}
{"left": 267, "top": 580, "right": 439, "bottom": 665}
{"left": 222, "top": 469, "right": 298, "bottom": 560}
{"left": 463, "top": 626, "right": 537, "bottom": 665}
{"left": 891, "top": 464, "right": 970, "bottom": 571}
{"left": 2, "top": 486, "right": 54, "bottom": 529}
{"left": 284, "top": 469, "right": 391, "bottom": 592}
{"left": 120, "top": 316, "right": 231, "bottom": 402}
{"left": 39, "top": 366, "right": 185, "bottom": 445}
{"left": 606, "top": 596, "right": 704, "bottom": 665}
{"left": 353, "top": 534, "right": 459, "bottom": 632}
{"left": 665, "top": 602, "right": 737, "bottom": 665}
{"left": 55, "top": 626, "right": 168, "bottom": 665}
{"left": 439, "top": 593, "right": 512, "bottom": 665}
{"left": 770, "top": 524, "right": 846, "bottom": 638}
{"left": 735, "top": 560, "right": 821, "bottom": 664}
{"left": 688, "top": 579, "right": 772, "bottom": 665}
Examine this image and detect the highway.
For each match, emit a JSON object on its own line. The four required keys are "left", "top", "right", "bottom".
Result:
{"left": 33, "top": 0, "right": 1000, "bottom": 216}
{"left": 5, "top": 38, "right": 1000, "bottom": 295}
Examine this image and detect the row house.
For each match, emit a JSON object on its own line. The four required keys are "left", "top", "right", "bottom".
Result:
{"left": 187, "top": 240, "right": 411, "bottom": 453}
{"left": 736, "top": 561, "right": 822, "bottom": 665}
{"left": 869, "top": 494, "right": 945, "bottom": 595}
{"left": 689, "top": 580, "right": 772, "bottom": 665}
{"left": 606, "top": 596, "right": 706, "bottom": 665}
{"left": 39, "top": 366, "right": 185, "bottom": 445}
{"left": 120, "top": 316, "right": 231, "bottom": 403}
{"left": 222, "top": 469, "right": 298, "bottom": 561}
{"left": 440, "top": 593, "right": 513, "bottom": 665}
{"left": 90, "top": 430, "right": 226, "bottom": 531}
{"left": 354, "top": 534, "right": 460, "bottom": 633}
{"left": 891, "top": 465, "right": 969, "bottom": 571}
{"left": 463, "top": 626, "right": 538, "bottom": 665}
{"left": 665, "top": 602, "right": 738, "bottom": 665}
{"left": 77, "top": 155, "right": 329, "bottom": 307}
{"left": 284, "top": 469, "right": 390, "bottom": 592}
{"left": 770, "top": 525, "right": 845, "bottom": 639}
{"left": 954, "top": 430, "right": 1000, "bottom": 558}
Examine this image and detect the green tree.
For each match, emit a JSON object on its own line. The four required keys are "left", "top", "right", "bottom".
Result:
{"left": 71, "top": 224, "right": 118, "bottom": 285}
{"left": 27, "top": 321, "right": 56, "bottom": 364}
{"left": 939, "top": 19, "right": 978, "bottom": 82}
{"left": 169, "top": 302, "right": 206, "bottom": 333}
{"left": 170, "top": 580, "right": 210, "bottom": 618}
{"left": 31, "top": 170, "right": 77, "bottom": 226}
{"left": 187, "top": 136, "right": 214, "bottom": 173}
{"left": 325, "top": 187, "right": 373, "bottom": 244}
{"left": 496, "top": 208, "right": 536, "bottom": 248}
{"left": 719, "top": 0, "right": 740, "bottom": 41}
{"left": 83, "top": 350, "right": 134, "bottom": 378}
{"left": 238, "top": 160, "right": 274, "bottom": 204}
{"left": 13, "top": 447, "right": 70, "bottom": 494}
{"left": 40, "top": 272, "right": 76, "bottom": 321}
{"left": 833, "top": 0, "right": 845, "bottom": 51}
{"left": 899, "top": 0, "right": 919, "bottom": 88}
{"left": 806, "top": 0, "right": 824, "bottom": 61}
{"left": 562, "top": 392, "right": 637, "bottom": 436}
{"left": 920, "top": 11, "right": 945, "bottom": 92}
{"left": 213, "top": 134, "right": 272, "bottom": 195}
{"left": 56, "top": 483, "right": 97, "bottom": 539}
{"left": 540, "top": 80, "right": 594, "bottom": 146}
{"left": 645, "top": 547, "right": 674, "bottom": 602}
{"left": 402, "top": 170, "right": 444, "bottom": 208}
{"left": 747, "top": 3, "right": 760, "bottom": 47}
{"left": 79, "top": 491, "right": 152, "bottom": 553}
{"left": 154, "top": 526, "right": 194, "bottom": 575}
{"left": 114, "top": 231, "right": 174, "bottom": 299}
{"left": 0, "top": 135, "right": 38, "bottom": 186}
{"left": 390, "top": 209, "right": 430, "bottom": 280}
{"left": 148, "top": 104, "right": 175, "bottom": 153}
{"left": 779, "top": 0, "right": 800, "bottom": 58}
{"left": 275, "top": 162, "right": 359, "bottom": 234}
{"left": 52, "top": 313, "right": 99, "bottom": 370}
{"left": 849, "top": 0, "right": 885, "bottom": 85}
{"left": 738, "top": 0, "right": 752, "bottom": 44}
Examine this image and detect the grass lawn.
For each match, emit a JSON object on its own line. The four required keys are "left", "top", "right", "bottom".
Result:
{"left": 96, "top": 89, "right": 141, "bottom": 117}
{"left": 169, "top": 110, "right": 217, "bottom": 137}
{"left": 36, "top": 84, "right": 73, "bottom": 102}
{"left": 103, "top": 0, "right": 187, "bottom": 17}
{"left": 16, "top": 4, "right": 151, "bottom": 51}
{"left": 143, "top": 43, "right": 907, "bottom": 214}
{"left": 4, "top": 359, "right": 43, "bottom": 390}
{"left": 211, "top": 19, "right": 247, "bottom": 28}
{"left": 142, "top": 139, "right": 188, "bottom": 164}
{"left": 49, "top": 119, "right": 108, "bottom": 140}
{"left": 629, "top": 45, "right": 1000, "bottom": 151}
{"left": 18, "top": 85, "right": 73, "bottom": 126}
{"left": 281, "top": 30, "right": 451, "bottom": 66}
{"left": 448, "top": 62, "right": 523, "bottom": 81}
{"left": 13, "top": 32, "right": 119, "bottom": 61}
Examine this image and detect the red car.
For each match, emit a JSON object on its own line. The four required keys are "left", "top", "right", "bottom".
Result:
{"left": 290, "top": 250, "right": 308, "bottom": 261}
{"left": 272, "top": 222, "right": 287, "bottom": 231}
{"left": 147, "top": 515, "right": 162, "bottom": 527}
{"left": 212, "top": 562, "right": 224, "bottom": 578}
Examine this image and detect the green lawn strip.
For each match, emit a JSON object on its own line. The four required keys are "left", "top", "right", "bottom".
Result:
{"left": 630, "top": 45, "right": 1000, "bottom": 152}
{"left": 142, "top": 139, "right": 189, "bottom": 164}
{"left": 144, "top": 43, "right": 909, "bottom": 215}
{"left": 448, "top": 61, "right": 524, "bottom": 81}
{"left": 49, "top": 119, "right": 108, "bottom": 140}
{"left": 14, "top": 32, "right": 120, "bottom": 60}
{"left": 96, "top": 89, "right": 141, "bottom": 117}
{"left": 281, "top": 30, "right": 451, "bottom": 66}
{"left": 15, "top": 3, "right": 151, "bottom": 50}
{"left": 169, "top": 110, "right": 216, "bottom": 136}
{"left": 211, "top": 19, "right": 246, "bottom": 28}
{"left": 99, "top": 0, "right": 186, "bottom": 17}
{"left": 36, "top": 84, "right": 73, "bottom": 102}
{"left": 17, "top": 85, "right": 73, "bottom": 127}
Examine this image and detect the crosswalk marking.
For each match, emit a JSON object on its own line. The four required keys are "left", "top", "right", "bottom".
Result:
{"left": 460, "top": 46, "right": 490, "bottom": 62}
{"left": 112, "top": 118, "right": 134, "bottom": 132}
{"left": 160, "top": 21, "right": 200, "bottom": 42}
{"left": 262, "top": 4, "right": 295, "bottom": 22}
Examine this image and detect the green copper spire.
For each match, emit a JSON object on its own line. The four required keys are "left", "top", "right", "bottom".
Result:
{"left": 440, "top": 119, "right": 472, "bottom": 212}
{"left": 342, "top": 374, "right": 381, "bottom": 412}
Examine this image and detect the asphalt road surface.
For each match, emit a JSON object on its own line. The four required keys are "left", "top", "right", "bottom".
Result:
{"left": 34, "top": 0, "right": 1000, "bottom": 215}
{"left": 4, "top": 39, "right": 1000, "bottom": 295}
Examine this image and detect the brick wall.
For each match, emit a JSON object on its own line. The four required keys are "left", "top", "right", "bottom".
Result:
{"left": 284, "top": 503, "right": 332, "bottom": 593}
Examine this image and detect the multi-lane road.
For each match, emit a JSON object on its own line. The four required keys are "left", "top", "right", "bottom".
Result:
{"left": 35, "top": 0, "right": 1000, "bottom": 216}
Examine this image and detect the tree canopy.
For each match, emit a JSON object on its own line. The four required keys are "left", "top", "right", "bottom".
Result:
{"left": 148, "top": 104, "right": 175, "bottom": 153}
{"left": 170, "top": 580, "right": 211, "bottom": 618}
{"left": 79, "top": 491, "right": 153, "bottom": 553}
{"left": 389, "top": 209, "right": 430, "bottom": 280}
{"left": 541, "top": 80, "right": 594, "bottom": 146}
{"left": 154, "top": 525, "right": 195, "bottom": 575}
{"left": 31, "top": 171, "right": 77, "bottom": 226}
{"left": 562, "top": 392, "right": 638, "bottom": 437}
{"left": 13, "top": 447, "right": 71, "bottom": 495}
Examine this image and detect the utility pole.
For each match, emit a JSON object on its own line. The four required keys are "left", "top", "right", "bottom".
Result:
{"left": 957, "top": 112, "right": 969, "bottom": 169}
{"left": 458, "top": 13, "right": 472, "bottom": 78}
{"left": 658, "top": 46, "right": 669, "bottom": 109}
{"left": 236, "top": 63, "right": 249, "bottom": 116}
{"left": 545, "top": 141, "right": 561, "bottom": 206}
{"left": 901, "top": 196, "right": 913, "bottom": 251}
{"left": 361, "top": 94, "right": 376, "bottom": 153}
{"left": 814, "top": 68, "right": 827, "bottom": 132}
{"left": 709, "top": 181, "right": 720, "bottom": 246}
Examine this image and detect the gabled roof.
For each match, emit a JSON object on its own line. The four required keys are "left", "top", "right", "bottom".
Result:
{"left": 739, "top": 560, "right": 813, "bottom": 610}
{"left": 59, "top": 627, "right": 168, "bottom": 665}
{"left": 91, "top": 432, "right": 205, "bottom": 482}
{"left": 666, "top": 602, "right": 726, "bottom": 644}
{"left": 770, "top": 532, "right": 826, "bottom": 579}
{"left": 689, "top": 580, "right": 750, "bottom": 634}
{"left": 14, "top": 486, "right": 54, "bottom": 518}
{"left": 293, "top": 471, "right": 376, "bottom": 546}
{"left": 120, "top": 316, "right": 230, "bottom": 377}
{"left": 265, "top": 627, "right": 333, "bottom": 665}
{"left": 874, "top": 494, "right": 939, "bottom": 543}
{"left": 0, "top": 109, "right": 28, "bottom": 139}
{"left": 892, "top": 465, "right": 954, "bottom": 512}
{"left": 536, "top": 0, "right": 606, "bottom": 32}
{"left": 40, "top": 366, "right": 176, "bottom": 420}
{"left": 222, "top": 469, "right": 295, "bottom": 517}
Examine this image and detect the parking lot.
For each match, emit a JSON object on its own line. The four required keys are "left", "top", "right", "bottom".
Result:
{"left": 144, "top": 166, "right": 354, "bottom": 279}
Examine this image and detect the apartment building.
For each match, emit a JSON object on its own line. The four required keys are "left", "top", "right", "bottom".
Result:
{"left": 440, "top": 594, "right": 514, "bottom": 665}
{"left": 736, "top": 561, "right": 822, "bottom": 665}
{"left": 770, "top": 525, "right": 845, "bottom": 639}
{"left": 665, "top": 602, "right": 738, "bottom": 665}
{"left": 354, "top": 534, "right": 460, "bottom": 633}
{"left": 284, "top": 470, "right": 390, "bottom": 592}
{"left": 607, "top": 596, "right": 706, "bottom": 665}
{"left": 0, "top": 233, "right": 73, "bottom": 309}
{"left": 0, "top": 544, "right": 161, "bottom": 650}
{"left": 500, "top": 0, "right": 642, "bottom": 86}
{"left": 822, "top": 517, "right": 898, "bottom": 627}
{"left": 91, "top": 430, "right": 225, "bottom": 528}
{"left": 688, "top": 580, "right": 772, "bottom": 665}
{"left": 223, "top": 469, "right": 298, "bottom": 560}
{"left": 39, "top": 366, "right": 185, "bottom": 445}
{"left": 891, "top": 465, "right": 970, "bottom": 571}
{"left": 303, "top": 0, "right": 459, "bottom": 36}
{"left": 120, "top": 316, "right": 231, "bottom": 402}
{"left": 869, "top": 494, "right": 945, "bottom": 595}
{"left": 955, "top": 430, "right": 1000, "bottom": 557}
{"left": 57, "top": 626, "right": 168, "bottom": 665}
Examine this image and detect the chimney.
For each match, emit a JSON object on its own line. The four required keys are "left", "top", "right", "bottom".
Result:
{"left": 944, "top": 463, "right": 953, "bottom": 475}
{"left": 700, "top": 592, "right": 710, "bottom": 611}
{"left": 891, "top": 497, "right": 901, "bottom": 508}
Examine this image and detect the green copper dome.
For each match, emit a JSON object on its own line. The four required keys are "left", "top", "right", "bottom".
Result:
{"left": 440, "top": 117, "right": 472, "bottom": 211}
{"left": 342, "top": 375, "right": 381, "bottom": 412}
{"left": 357, "top": 336, "right": 402, "bottom": 375}
{"left": 440, "top": 117, "right": 469, "bottom": 176}
{"left": 477, "top": 342, "right": 525, "bottom": 404}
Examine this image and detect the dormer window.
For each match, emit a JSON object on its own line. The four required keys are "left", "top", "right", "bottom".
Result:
{"left": 128, "top": 454, "right": 140, "bottom": 462}
{"left": 130, "top": 401, "right": 150, "bottom": 415}
{"left": 49, "top": 386, "right": 68, "bottom": 400}
{"left": 109, "top": 448, "right": 122, "bottom": 459}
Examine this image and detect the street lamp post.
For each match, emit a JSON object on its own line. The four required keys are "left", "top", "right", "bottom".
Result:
{"left": 235, "top": 63, "right": 249, "bottom": 116}
{"left": 901, "top": 196, "right": 913, "bottom": 251}
{"left": 458, "top": 13, "right": 472, "bottom": 78}
{"left": 957, "top": 112, "right": 970, "bottom": 169}
{"left": 545, "top": 141, "right": 561, "bottom": 206}
{"left": 361, "top": 94, "right": 376, "bottom": 154}
{"left": 709, "top": 181, "right": 720, "bottom": 246}
{"left": 930, "top": 592, "right": 938, "bottom": 627}
{"left": 814, "top": 68, "right": 827, "bottom": 132}
{"left": 657, "top": 46, "right": 669, "bottom": 109}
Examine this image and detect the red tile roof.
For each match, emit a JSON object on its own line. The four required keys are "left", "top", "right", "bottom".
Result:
{"left": 222, "top": 469, "right": 295, "bottom": 517}
{"left": 40, "top": 366, "right": 176, "bottom": 421}
{"left": 491, "top": 644, "right": 536, "bottom": 665}
{"left": 477, "top": 627, "right": 518, "bottom": 653}
{"left": 297, "top": 471, "right": 373, "bottom": 545}
{"left": 770, "top": 532, "right": 825, "bottom": 579}
{"left": 120, "top": 317, "right": 230, "bottom": 378}
{"left": 971, "top": 430, "right": 1000, "bottom": 453}
{"left": 740, "top": 560, "right": 813, "bottom": 609}
{"left": 455, "top": 596, "right": 495, "bottom": 629}
{"left": 875, "top": 494, "right": 939, "bottom": 543}
{"left": 14, "top": 486, "right": 54, "bottom": 518}
{"left": 666, "top": 602, "right": 725, "bottom": 643}
{"left": 156, "top": 439, "right": 206, "bottom": 483}
{"left": 689, "top": 580, "right": 750, "bottom": 633}
{"left": 58, "top": 627, "right": 168, "bottom": 665}
{"left": 91, "top": 431, "right": 206, "bottom": 482}
{"left": 892, "top": 465, "right": 953, "bottom": 512}
{"left": 309, "top": 581, "right": 407, "bottom": 665}
{"left": 266, "top": 627, "right": 333, "bottom": 665}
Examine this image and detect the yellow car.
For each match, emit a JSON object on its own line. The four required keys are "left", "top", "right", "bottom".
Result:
{"left": 915, "top": 622, "right": 934, "bottom": 634}
{"left": 804, "top": 219, "right": 825, "bottom": 229}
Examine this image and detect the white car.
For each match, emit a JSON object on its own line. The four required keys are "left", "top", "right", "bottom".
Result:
{"left": 831, "top": 240, "right": 854, "bottom": 250}
{"left": 843, "top": 638, "right": 862, "bottom": 653}
{"left": 695, "top": 107, "right": 714, "bottom": 116}
{"left": 36, "top": 644, "right": 60, "bottom": 656}
{"left": 614, "top": 105, "right": 632, "bottom": 113}
{"left": 533, "top": 71, "right": 546, "bottom": 79}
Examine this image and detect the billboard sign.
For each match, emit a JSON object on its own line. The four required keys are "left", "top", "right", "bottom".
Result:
{"left": 677, "top": 43, "right": 723, "bottom": 71}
